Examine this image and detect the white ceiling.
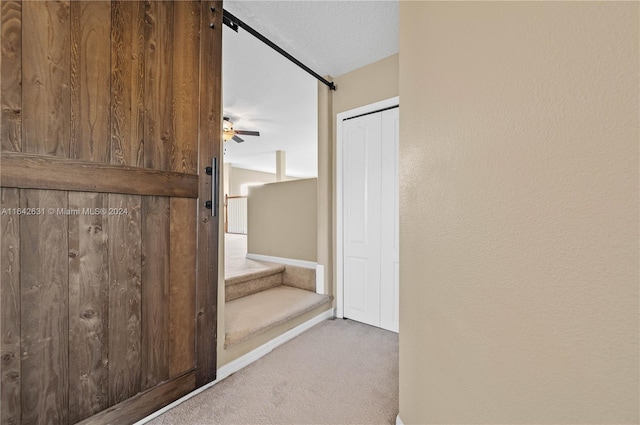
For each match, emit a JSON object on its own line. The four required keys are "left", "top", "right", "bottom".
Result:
{"left": 222, "top": 0, "right": 399, "bottom": 178}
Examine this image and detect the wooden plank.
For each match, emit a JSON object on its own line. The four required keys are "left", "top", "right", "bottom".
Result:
{"left": 77, "top": 370, "right": 195, "bottom": 425}
{"left": 169, "top": 198, "right": 197, "bottom": 377}
{"left": 171, "top": 1, "right": 200, "bottom": 174}
{"left": 141, "top": 195, "right": 170, "bottom": 390}
{"left": 0, "top": 188, "right": 21, "bottom": 425}
{"left": 0, "top": 152, "right": 199, "bottom": 198}
{"left": 111, "top": 0, "right": 145, "bottom": 167}
{"left": 1, "top": 0, "right": 22, "bottom": 152}
{"left": 167, "top": 1, "right": 200, "bottom": 379}
{"left": 143, "top": 0, "right": 174, "bottom": 171}
{"left": 195, "top": 0, "right": 222, "bottom": 386}
{"left": 108, "top": 194, "right": 142, "bottom": 405}
{"left": 0, "top": 4, "right": 23, "bottom": 423}
{"left": 22, "top": 1, "right": 71, "bottom": 157}
{"left": 20, "top": 189, "right": 69, "bottom": 425}
{"left": 70, "top": 1, "right": 112, "bottom": 163}
{"left": 68, "top": 192, "right": 110, "bottom": 423}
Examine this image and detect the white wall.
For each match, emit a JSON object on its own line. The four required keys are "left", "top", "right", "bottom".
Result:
{"left": 399, "top": 2, "right": 639, "bottom": 424}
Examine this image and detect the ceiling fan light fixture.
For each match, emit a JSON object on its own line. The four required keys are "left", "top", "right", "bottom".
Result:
{"left": 222, "top": 115, "right": 260, "bottom": 143}
{"left": 223, "top": 117, "right": 234, "bottom": 141}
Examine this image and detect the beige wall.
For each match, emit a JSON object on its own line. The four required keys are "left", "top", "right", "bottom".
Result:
{"left": 248, "top": 178, "right": 317, "bottom": 262}
{"left": 227, "top": 166, "right": 296, "bottom": 197}
{"left": 333, "top": 53, "right": 399, "bottom": 115}
{"left": 399, "top": 2, "right": 639, "bottom": 424}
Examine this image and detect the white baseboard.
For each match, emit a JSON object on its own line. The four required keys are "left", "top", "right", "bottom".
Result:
{"left": 315, "top": 264, "right": 325, "bottom": 294}
{"left": 134, "top": 308, "right": 334, "bottom": 425}
{"left": 246, "top": 252, "right": 317, "bottom": 269}
{"left": 396, "top": 414, "right": 405, "bottom": 425}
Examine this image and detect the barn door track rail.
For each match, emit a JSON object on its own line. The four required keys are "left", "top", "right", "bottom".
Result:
{"left": 220, "top": 8, "right": 337, "bottom": 91}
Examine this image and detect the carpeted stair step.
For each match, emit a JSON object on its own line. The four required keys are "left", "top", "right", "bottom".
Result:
{"left": 226, "top": 261, "right": 285, "bottom": 301}
{"left": 225, "top": 285, "right": 331, "bottom": 349}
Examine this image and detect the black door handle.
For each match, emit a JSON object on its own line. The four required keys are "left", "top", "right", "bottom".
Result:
{"left": 204, "top": 158, "right": 218, "bottom": 217}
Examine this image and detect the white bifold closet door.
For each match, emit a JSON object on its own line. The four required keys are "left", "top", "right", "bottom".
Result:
{"left": 342, "top": 106, "right": 399, "bottom": 333}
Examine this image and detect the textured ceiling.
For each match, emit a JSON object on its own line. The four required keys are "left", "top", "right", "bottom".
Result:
{"left": 224, "top": 1, "right": 399, "bottom": 77}
{"left": 222, "top": 0, "right": 399, "bottom": 178}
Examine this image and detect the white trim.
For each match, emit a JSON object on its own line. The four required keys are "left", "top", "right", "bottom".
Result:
{"left": 246, "top": 253, "right": 317, "bottom": 269}
{"left": 396, "top": 414, "right": 405, "bottom": 425}
{"left": 315, "top": 264, "right": 325, "bottom": 294}
{"left": 218, "top": 308, "right": 332, "bottom": 378}
{"left": 134, "top": 309, "right": 333, "bottom": 425}
{"left": 336, "top": 96, "right": 400, "bottom": 319}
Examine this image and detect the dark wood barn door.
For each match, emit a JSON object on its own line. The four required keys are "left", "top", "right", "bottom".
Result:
{"left": 0, "top": 1, "right": 222, "bottom": 423}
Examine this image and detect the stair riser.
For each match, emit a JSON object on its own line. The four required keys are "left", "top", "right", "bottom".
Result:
{"left": 226, "top": 272, "right": 283, "bottom": 301}
{"left": 282, "top": 266, "right": 316, "bottom": 292}
{"left": 226, "top": 264, "right": 285, "bottom": 286}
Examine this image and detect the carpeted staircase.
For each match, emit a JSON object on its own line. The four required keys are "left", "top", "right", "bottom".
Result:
{"left": 225, "top": 259, "right": 331, "bottom": 349}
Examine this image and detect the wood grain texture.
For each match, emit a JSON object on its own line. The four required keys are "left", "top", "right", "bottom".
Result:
{"left": 195, "top": 0, "right": 222, "bottom": 386}
{"left": 143, "top": 0, "right": 174, "bottom": 171}
{"left": 68, "top": 192, "right": 110, "bottom": 423}
{"left": 22, "top": 1, "right": 71, "bottom": 157}
{"left": 167, "top": 1, "right": 200, "bottom": 380}
{"left": 169, "top": 198, "right": 197, "bottom": 377}
{"left": 70, "top": 1, "right": 112, "bottom": 163}
{"left": 0, "top": 5, "right": 23, "bottom": 423}
{"left": 0, "top": 188, "right": 21, "bottom": 425}
{"left": 1, "top": 0, "right": 22, "bottom": 153}
{"left": 77, "top": 371, "right": 195, "bottom": 425}
{"left": 111, "top": 0, "right": 145, "bottom": 167}
{"left": 19, "top": 189, "right": 69, "bottom": 425}
{"left": 171, "top": 1, "right": 200, "bottom": 174}
{"left": 141, "top": 195, "right": 170, "bottom": 390}
{"left": 1, "top": 152, "right": 199, "bottom": 198}
{"left": 107, "top": 194, "right": 142, "bottom": 405}
{"left": 1, "top": 1, "right": 223, "bottom": 422}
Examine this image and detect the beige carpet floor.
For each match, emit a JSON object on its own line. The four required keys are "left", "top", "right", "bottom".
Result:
{"left": 225, "top": 233, "right": 282, "bottom": 282}
{"left": 149, "top": 319, "right": 399, "bottom": 425}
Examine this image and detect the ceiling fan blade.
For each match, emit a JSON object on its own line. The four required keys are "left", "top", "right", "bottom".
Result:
{"left": 234, "top": 130, "right": 260, "bottom": 137}
{"left": 232, "top": 135, "right": 245, "bottom": 143}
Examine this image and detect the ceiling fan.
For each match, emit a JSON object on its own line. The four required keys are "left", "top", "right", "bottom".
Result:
{"left": 223, "top": 117, "right": 260, "bottom": 143}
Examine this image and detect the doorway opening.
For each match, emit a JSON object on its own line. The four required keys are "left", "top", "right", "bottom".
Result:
{"left": 220, "top": 8, "right": 330, "bottom": 366}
